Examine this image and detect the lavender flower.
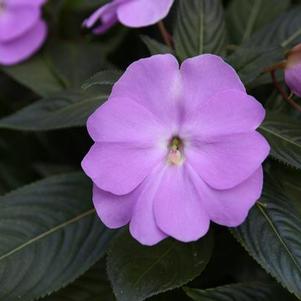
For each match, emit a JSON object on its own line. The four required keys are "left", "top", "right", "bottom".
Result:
{"left": 0, "top": 0, "right": 47, "bottom": 65}
{"left": 82, "top": 54, "right": 270, "bottom": 246}
{"left": 83, "top": 0, "right": 174, "bottom": 34}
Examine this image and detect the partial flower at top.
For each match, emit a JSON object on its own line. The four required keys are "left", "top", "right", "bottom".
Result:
{"left": 285, "top": 44, "right": 301, "bottom": 97}
{"left": 0, "top": 0, "right": 47, "bottom": 65}
{"left": 82, "top": 54, "right": 270, "bottom": 246}
{"left": 83, "top": 0, "right": 174, "bottom": 34}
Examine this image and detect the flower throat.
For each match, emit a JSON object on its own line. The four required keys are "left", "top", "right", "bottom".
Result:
{"left": 167, "top": 136, "right": 184, "bottom": 165}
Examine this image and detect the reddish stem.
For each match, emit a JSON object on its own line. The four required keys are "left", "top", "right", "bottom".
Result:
{"left": 157, "top": 21, "right": 173, "bottom": 49}
{"left": 264, "top": 60, "right": 287, "bottom": 73}
{"left": 270, "top": 70, "right": 301, "bottom": 112}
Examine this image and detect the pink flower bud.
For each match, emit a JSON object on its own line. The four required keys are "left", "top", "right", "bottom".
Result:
{"left": 285, "top": 44, "right": 301, "bottom": 97}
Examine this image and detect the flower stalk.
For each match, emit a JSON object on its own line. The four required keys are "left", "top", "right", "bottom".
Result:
{"left": 270, "top": 69, "right": 301, "bottom": 112}
{"left": 157, "top": 21, "right": 173, "bottom": 49}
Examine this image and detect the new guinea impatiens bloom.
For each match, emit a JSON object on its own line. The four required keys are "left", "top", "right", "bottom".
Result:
{"left": 285, "top": 44, "right": 301, "bottom": 97}
{"left": 0, "top": 0, "right": 47, "bottom": 65}
{"left": 82, "top": 54, "right": 270, "bottom": 246}
{"left": 83, "top": 0, "right": 174, "bottom": 34}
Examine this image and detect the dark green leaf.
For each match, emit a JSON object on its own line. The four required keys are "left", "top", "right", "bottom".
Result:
{"left": 174, "top": 0, "right": 227, "bottom": 61}
{"left": 228, "top": 46, "right": 283, "bottom": 85}
{"left": 107, "top": 231, "right": 214, "bottom": 301}
{"left": 232, "top": 175, "right": 301, "bottom": 298}
{"left": 228, "top": 6, "right": 301, "bottom": 87}
{"left": 0, "top": 172, "right": 116, "bottom": 301}
{"left": 2, "top": 53, "right": 65, "bottom": 97}
{"left": 42, "top": 259, "right": 115, "bottom": 301}
{"left": 0, "top": 162, "right": 36, "bottom": 194}
{"left": 246, "top": 6, "right": 301, "bottom": 48}
{"left": 259, "top": 113, "right": 301, "bottom": 169}
{"left": 226, "top": 0, "right": 291, "bottom": 44}
{"left": 140, "top": 36, "right": 173, "bottom": 55}
{"left": 0, "top": 86, "right": 111, "bottom": 131}
{"left": 47, "top": 40, "right": 110, "bottom": 88}
{"left": 2, "top": 39, "right": 109, "bottom": 97}
{"left": 82, "top": 70, "right": 122, "bottom": 90}
{"left": 185, "top": 282, "right": 297, "bottom": 301}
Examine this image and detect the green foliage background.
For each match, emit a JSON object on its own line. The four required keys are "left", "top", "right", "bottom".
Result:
{"left": 1, "top": 0, "right": 301, "bottom": 300}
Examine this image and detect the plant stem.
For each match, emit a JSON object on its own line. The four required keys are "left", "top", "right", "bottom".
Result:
{"left": 157, "top": 21, "right": 173, "bottom": 49}
{"left": 270, "top": 70, "right": 301, "bottom": 112}
{"left": 264, "top": 60, "right": 287, "bottom": 73}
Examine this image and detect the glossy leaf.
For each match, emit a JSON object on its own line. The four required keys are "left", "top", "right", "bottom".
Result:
{"left": 0, "top": 172, "right": 116, "bottom": 301}
{"left": 246, "top": 6, "right": 301, "bottom": 48}
{"left": 232, "top": 175, "right": 301, "bottom": 298}
{"left": 227, "top": 0, "right": 290, "bottom": 44}
{"left": 82, "top": 70, "right": 121, "bottom": 90}
{"left": 2, "top": 39, "right": 108, "bottom": 97}
{"left": 1, "top": 54, "right": 65, "bottom": 97}
{"left": 259, "top": 113, "right": 301, "bottom": 169}
{"left": 185, "top": 282, "right": 297, "bottom": 301}
{"left": 140, "top": 36, "right": 173, "bottom": 55}
{"left": 174, "top": 0, "right": 227, "bottom": 61}
{"left": 228, "top": 6, "right": 301, "bottom": 87}
{"left": 228, "top": 46, "right": 283, "bottom": 85}
{"left": 0, "top": 86, "right": 111, "bottom": 131}
{"left": 43, "top": 259, "right": 115, "bottom": 301}
{"left": 46, "top": 40, "right": 109, "bottom": 88}
{"left": 107, "top": 231, "right": 213, "bottom": 301}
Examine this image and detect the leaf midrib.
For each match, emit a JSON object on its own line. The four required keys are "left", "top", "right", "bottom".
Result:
{"left": 260, "top": 125, "right": 301, "bottom": 149}
{"left": 0, "top": 208, "right": 96, "bottom": 262}
{"left": 0, "top": 94, "right": 108, "bottom": 130}
{"left": 242, "top": 0, "right": 262, "bottom": 42}
{"left": 257, "top": 203, "right": 301, "bottom": 276}
{"left": 132, "top": 241, "right": 176, "bottom": 288}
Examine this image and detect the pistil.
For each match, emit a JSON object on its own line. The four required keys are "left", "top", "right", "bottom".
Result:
{"left": 167, "top": 137, "right": 184, "bottom": 165}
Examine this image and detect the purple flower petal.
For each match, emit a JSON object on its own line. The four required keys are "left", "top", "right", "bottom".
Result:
{"left": 7, "top": 0, "right": 46, "bottom": 6}
{"left": 81, "top": 142, "right": 165, "bottom": 195}
{"left": 93, "top": 165, "right": 167, "bottom": 246}
{"left": 180, "top": 89, "right": 265, "bottom": 139}
{"left": 0, "top": 5, "right": 40, "bottom": 42}
{"left": 111, "top": 54, "right": 181, "bottom": 129}
{"left": 0, "top": 19, "right": 47, "bottom": 65}
{"left": 186, "top": 132, "right": 270, "bottom": 190}
{"left": 153, "top": 165, "right": 210, "bottom": 242}
{"left": 117, "top": 0, "right": 174, "bottom": 27}
{"left": 130, "top": 165, "right": 168, "bottom": 246}
{"left": 87, "top": 96, "right": 166, "bottom": 143}
{"left": 180, "top": 54, "right": 246, "bottom": 117}
{"left": 190, "top": 167, "right": 263, "bottom": 227}
{"left": 93, "top": 184, "right": 136, "bottom": 228}
{"left": 83, "top": 2, "right": 118, "bottom": 34}
{"left": 92, "top": 13, "right": 118, "bottom": 35}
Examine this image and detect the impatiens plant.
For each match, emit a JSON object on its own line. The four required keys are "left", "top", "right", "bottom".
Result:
{"left": 0, "top": 1, "right": 301, "bottom": 301}
{"left": 82, "top": 54, "right": 270, "bottom": 245}
{"left": 0, "top": 0, "right": 47, "bottom": 65}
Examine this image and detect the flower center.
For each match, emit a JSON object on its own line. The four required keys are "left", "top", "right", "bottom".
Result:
{"left": 167, "top": 136, "right": 184, "bottom": 165}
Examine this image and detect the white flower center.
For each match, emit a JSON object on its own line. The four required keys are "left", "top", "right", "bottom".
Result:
{"left": 167, "top": 137, "right": 184, "bottom": 165}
